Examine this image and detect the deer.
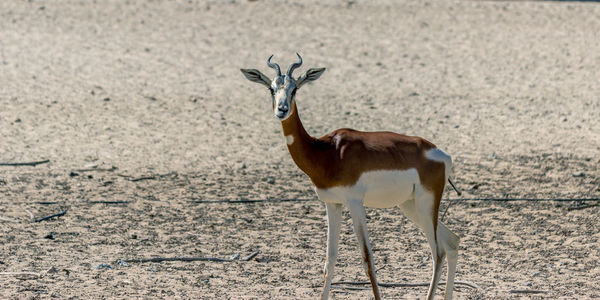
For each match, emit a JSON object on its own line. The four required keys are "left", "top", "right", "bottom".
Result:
{"left": 241, "top": 54, "right": 461, "bottom": 300}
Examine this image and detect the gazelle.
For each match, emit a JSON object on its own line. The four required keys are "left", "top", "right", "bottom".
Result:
{"left": 241, "top": 54, "right": 461, "bottom": 300}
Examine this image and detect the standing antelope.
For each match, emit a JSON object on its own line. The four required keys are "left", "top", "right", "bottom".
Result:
{"left": 241, "top": 54, "right": 461, "bottom": 300}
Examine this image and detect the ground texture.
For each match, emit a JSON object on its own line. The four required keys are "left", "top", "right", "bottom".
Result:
{"left": 1, "top": 0, "right": 599, "bottom": 299}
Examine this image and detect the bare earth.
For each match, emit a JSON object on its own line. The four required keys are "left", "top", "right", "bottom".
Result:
{"left": 1, "top": 0, "right": 599, "bottom": 299}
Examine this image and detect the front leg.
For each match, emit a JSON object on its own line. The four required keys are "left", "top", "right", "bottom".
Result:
{"left": 321, "top": 202, "right": 342, "bottom": 300}
{"left": 347, "top": 199, "right": 382, "bottom": 300}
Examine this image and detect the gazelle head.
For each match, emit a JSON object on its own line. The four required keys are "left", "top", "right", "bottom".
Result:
{"left": 241, "top": 53, "right": 326, "bottom": 121}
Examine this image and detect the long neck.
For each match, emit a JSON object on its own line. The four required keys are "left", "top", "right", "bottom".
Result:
{"left": 280, "top": 101, "right": 321, "bottom": 179}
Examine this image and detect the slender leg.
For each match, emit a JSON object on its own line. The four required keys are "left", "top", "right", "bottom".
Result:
{"left": 321, "top": 203, "right": 342, "bottom": 300}
{"left": 438, "top": 223, "right": 459, "bottom": 300}
{"left": 401, "top": 199, "right": 460, "bottom": 300}
{"left": 347, "top": 199, "right": 381, "bottom": 300}
{"left": 410, "top": 186, "right": 443, "bottom": 300}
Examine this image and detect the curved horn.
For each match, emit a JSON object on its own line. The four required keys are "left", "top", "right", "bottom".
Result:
{"left": 287, "top": 53, "right": 303, "bottom": 78}
{"left": 267, "top": 55, "right": 281, "bottom": 77}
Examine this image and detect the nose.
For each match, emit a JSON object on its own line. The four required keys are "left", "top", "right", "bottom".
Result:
{"left": 278, "top": 102, "right": 288, "bottom": 112}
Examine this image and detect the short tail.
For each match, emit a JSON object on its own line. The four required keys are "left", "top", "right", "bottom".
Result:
{"left": 448, "top": 178, "right": 462, "bottom": 196}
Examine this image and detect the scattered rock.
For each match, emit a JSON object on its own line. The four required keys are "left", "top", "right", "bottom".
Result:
{"left": 92, "top": 263, "right": 112, "bottom": 270}
{"left": 115, "top": 260, "right": 129, "bottom": 267}
{"left": 84, "top": 162, "right": 98, "bottom": 169}
{"left": 572, "top": 172, "right": 585, "bottom": 178}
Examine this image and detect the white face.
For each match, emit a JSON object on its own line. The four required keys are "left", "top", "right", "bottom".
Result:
{"left": 270, "top": 75, "right": 297, "bottom": 121}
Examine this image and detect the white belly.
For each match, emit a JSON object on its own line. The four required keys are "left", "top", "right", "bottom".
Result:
{"left": 315, "top": 169, "right": 420, "bottom": 209}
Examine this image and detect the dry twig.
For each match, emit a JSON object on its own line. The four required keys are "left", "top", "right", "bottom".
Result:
{"left": 35, "top": 209, "right": 67, "bottom": 222}
{"left": 0, "top": 160, "right": 49, "bottom": 167}
{"left": 88, "top": 201, "right": 130, "bottom": 205}
{"left": 509, "top": 289, "right": 548, "bottom": 294}
{"left": 0, "top": 272, "right": 41, "bottom": 279}
{"left": 567, "top": 203, "right": 600, "bottom": 211}
{"left": 332, "top": 280, "right": 480, "bottom": 290}
{"left": 195, "top": 198, "right": 312, "bottom": 204}
{"left": 124, "top": 251, "right": 259, "bottom": 264}
{"left": 74, "top": 166, "right": 117, "bottom": 172}
{"left": 24, "top": 208, "right": 35, "bottom": 220}
{"left": 117, "top": 172, "right": 176, "bottom": 182}
{"left": 0, "top": 216, "right": 19, "bottom": 223}
{"left": 241, "top": 251, "right": 259, "bottom": 261}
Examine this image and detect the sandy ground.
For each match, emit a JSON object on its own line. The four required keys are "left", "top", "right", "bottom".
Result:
{"left": 1, "top": 0, "right": 599, "bottom": 299}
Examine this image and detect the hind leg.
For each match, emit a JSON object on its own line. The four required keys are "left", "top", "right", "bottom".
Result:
{"left": 400, "top": 194, "right": 460, "bottom": 299}
{"left": 416, "top": 188, "right": 444, "bottom": 300}
{"left": 437, "top": 222, "right": 459, "bottom": 300}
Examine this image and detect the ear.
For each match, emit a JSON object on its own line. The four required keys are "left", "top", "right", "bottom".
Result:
{"left": 296, "top": 68, "right": 326, "bottom": 88}
{"left": 240, "top": 69, "right": 271, "bottom": 87}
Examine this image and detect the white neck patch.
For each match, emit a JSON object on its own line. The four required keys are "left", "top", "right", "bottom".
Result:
{"left": 285, "top": 134, "right": 294, "bottom": 145}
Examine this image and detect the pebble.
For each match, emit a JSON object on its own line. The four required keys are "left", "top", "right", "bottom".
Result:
{"left": 115, "top": 260, "right": 129, "bottom": 267}
{"left": 92, "top": 263, "right": 112, "bottom": 270}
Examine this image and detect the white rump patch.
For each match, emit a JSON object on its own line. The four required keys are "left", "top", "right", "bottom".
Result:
{"left": 425, "top": 148, "right": 453, "bottom": 180}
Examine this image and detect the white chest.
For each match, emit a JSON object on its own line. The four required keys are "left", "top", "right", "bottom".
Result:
{"left": 315, "top": 169, "right": 420, "bottom": 209}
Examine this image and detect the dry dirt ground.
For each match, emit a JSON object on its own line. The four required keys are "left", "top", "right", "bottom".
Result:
{"left": 1, "top": 0, "right": 599, "bottom": 299}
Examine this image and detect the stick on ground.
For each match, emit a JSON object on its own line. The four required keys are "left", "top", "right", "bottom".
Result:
{"left": 0, "top": 272, "right": 41, "bottom": 279}
{"left": 35, "top": 209, "right": 67, "bottom": 222}
{"left": 0, "top": 159, "right": 50, "bottom": 167}
{"left": 332, "top": 280, "right": 480, "bottom": 290}
{"left": 124, "top": 251, "right": 259, "bottom": 263}
{"left": 23, "top": 208, "right": 35, "bottom": 220}
{"left": 567, "top": 203, "right": 600, "bottom": 211}
{"left": 88, "top": 201, "right": 130, "bottom": 205}
{"left": 509, "top": 289, "right": 549, "bottom": 294}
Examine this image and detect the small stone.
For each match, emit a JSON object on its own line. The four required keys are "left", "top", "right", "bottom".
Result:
{"left": 115, "top": 259, "right": 129, "bottom": 267}
{"left": 92, "top": 263, "right": 112, "bottom": 270}
{"left": 524, "top": 281, "right": 533, "bottom": 287}
{"left": 44, "top": 233, "right": 55, "bottom": 240}
{"left": 47, "top": 266, "right": 59, "bottom": 273}
{"left": 265, "top": 177, "right": 275, "bottom": 184}
{"left": 572, "top": 172, "right": 585, "bottom": 178}
{"left": 84, "top": 162, "right": 98, "bottom": 169}
{"left": 103, "top": 97, "right": 110, "bottom": 102}
{"left": 69, "top": 171, "right": 79, "bottom": 177}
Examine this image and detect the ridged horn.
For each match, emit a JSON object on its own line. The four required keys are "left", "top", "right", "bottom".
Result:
{"left": 267, "top": 55, "right": 281, "bottom": 77}
{"left": 287, "top": 53, "right": 303, "bottom": 78}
